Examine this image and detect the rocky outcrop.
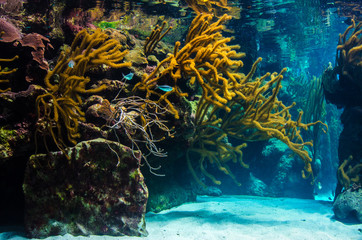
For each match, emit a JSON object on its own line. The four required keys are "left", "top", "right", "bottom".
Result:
{"left": 23, "top": 138, "right": 148, "bottom": 238}
{"left": 333, "top": 188, "right": 362, "bottom": 223}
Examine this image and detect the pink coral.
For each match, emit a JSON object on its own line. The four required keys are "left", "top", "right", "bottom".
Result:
{"left": 0, "top": 18, "right": 22, "bottom": 42}
{"left": 18, "top": 33, "right": 53, "bottom": 71}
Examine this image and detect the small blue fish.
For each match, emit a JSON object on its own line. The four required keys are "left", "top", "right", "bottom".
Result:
{"left": 122, "top": 72, "right": 134, "bottom": 81}
{"left": 68, "top": 60, "right": 75, "bottom": 68}
{"left": 156, "top": 85, "right": 173, "bottom": 92}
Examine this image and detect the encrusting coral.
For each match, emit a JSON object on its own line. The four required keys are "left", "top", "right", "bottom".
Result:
{"left": 35, "top": 28, "right": 131, "bottom": 156}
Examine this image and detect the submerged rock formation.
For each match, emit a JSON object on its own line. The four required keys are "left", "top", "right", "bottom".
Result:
{"left": 23, "top": 138, "right": 148, "bottom": 238}
{"left": 333, "top": 187, "right": 362, "bottom": 223}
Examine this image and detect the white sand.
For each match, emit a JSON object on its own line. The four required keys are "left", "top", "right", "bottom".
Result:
{"left": 1, "top": 195, "right": 361, "bottom": 240}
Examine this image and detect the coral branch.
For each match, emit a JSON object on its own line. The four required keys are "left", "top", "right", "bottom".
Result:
{"left": 36, "top": 29, "right": 131, "bottom": 157}
{"left": 144, "top": 21, "right": 172, "bottom": 56}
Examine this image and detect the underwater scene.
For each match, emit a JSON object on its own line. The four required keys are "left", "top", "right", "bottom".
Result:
{"left": 0, "top": 0, "right": 361, "bottom": 239}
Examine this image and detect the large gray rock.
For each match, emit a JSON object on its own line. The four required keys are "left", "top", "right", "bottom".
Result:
{"left": 23, "top": 138, "right": 148, "bottom": 238}
{"left": 333, "top": 188, "right": 362, "bottom": 222}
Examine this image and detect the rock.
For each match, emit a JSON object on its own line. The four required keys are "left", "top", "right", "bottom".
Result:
{"left": 245, "top": 173, "right": 268, "bottom": 196}
{"left": 23, "top": 138, "right": 148, "bottom": 238}
{"left": 0, "top": 85, "right": 45, "bottom": 162}
{"left": 147, "top": 184, "right": 196, "bottom": 213}
{"left": 333, "top": 188, "right": 362, "bottom": 223}
{"left": 191, "top": 182, "right": 222, "bottom": 197}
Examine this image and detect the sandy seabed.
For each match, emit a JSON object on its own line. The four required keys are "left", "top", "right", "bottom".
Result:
{"left": 1, "top": 195, "right": 361, "bottom": 240}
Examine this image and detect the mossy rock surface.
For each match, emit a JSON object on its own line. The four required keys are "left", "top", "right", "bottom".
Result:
{"left": 23, "top": 138, "right": 148, "bottom": 238}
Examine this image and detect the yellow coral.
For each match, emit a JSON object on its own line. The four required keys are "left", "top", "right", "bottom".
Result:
{"left": 188, "top": 56, "right": 326, "bottom": 186}
{"left": 144, "top": 21, "right": 172, "bottom": 56}
{"left": 182, "top": 15, "right": 325, "bottom": 186}
{"left": 134, "top": 14, "right": 243, "bottom": 119}
{"left": 135, "top": 12, "right": 325, "bottom": 186}
{"left": 36, "top": 29, "right": 131, "bottom": 156}
{"left": 337, "top": 156, "right": 362, "bottom": 189}
{"left": 0, "top": 56, "right": 19, "bottom": 92}
{"left": 185, "top": 0, "right": 231, "bottom": 15}
{"left": 336, "top": 19, "right": 362, "bottom": 89}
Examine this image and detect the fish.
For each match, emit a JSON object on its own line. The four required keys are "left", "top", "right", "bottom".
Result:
{"left": 156, "top": 85, "right": 173, "bottom": 92}
{"left": 68, "top": 60, "right": 75, "bottom": 68}
{"left": 122, "top": 72, "right": 134, "bottom": 81}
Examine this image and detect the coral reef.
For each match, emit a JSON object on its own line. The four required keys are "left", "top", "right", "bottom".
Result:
{"left": 0, "top": 0, "right": 337, "bottom": 235}
{"left": 18, "top": 33, "right": 53, "bottom": 82}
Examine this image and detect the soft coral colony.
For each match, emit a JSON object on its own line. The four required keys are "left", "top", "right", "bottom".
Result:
{"left": 35, "top": 28, "right": 131, "bottom": 156}
{"left": 134, "top": 12, "right": 326, "bottom": 186}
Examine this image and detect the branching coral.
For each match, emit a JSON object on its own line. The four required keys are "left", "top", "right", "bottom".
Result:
{"left": 337, "top": 156, "right": 362, "bottom": 189}
{"left": 336, "top": 19, "right": 362, "bottom": 88}
{"left": 335, "top": 1, "right": 362, "bottom": 21}
{"left": 188, "top": 58, "right": 326, "bottom": 186}
{"left": 185, "top": 0, "right": 231, "bottom": 15}
{"left": 0, "top": 55, "right": 18, "bottom": 92}
{"left": 134, "top": 14, "right": 244, "bottom": 119}
{"left": 0, "top": 26, "right": 19, "bottom": 93}
{"left": 36, "top": 28, "right": 131, "bottom": 156}
{"left": 144, "top": 21, "right": 172, "bottom": 56}
{"left": 134, "top": 12, "right": 326, "bottom": 186}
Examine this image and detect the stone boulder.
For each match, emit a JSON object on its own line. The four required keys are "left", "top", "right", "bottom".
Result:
{"left": 23, "top": 138, "right": 148, "bottom": 238}
{"left": 333, "top": 188, "right": 362, "bottom": 223}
